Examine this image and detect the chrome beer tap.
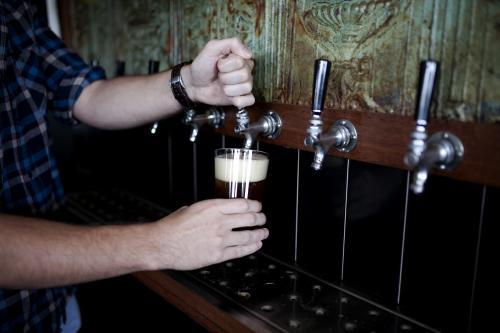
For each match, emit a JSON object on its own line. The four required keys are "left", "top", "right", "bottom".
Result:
{"left": 304, "top": 59, "right": 358, "bottom": 170}
{"left": 404, "top": 60, "right": 464, "bottom": 194}
{"left": 183, "top": 107, "right": 225, "bottom": 142}
{"left": 234, "top": 108, "right": 282, "bottom": 149}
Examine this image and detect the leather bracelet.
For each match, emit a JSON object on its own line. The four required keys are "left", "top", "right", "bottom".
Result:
{"left": 170, "top": 61, "right": 198, "bottom": 109}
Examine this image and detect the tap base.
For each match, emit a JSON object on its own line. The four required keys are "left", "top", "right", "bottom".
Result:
{"left": 427, "top": 131, "right": 464, "bottom": 171}
{"left": 263, "top": 111, "right": 283, "bottom": 140}
{"left": 330, "top": 119, "right": 358, "bottom": 152}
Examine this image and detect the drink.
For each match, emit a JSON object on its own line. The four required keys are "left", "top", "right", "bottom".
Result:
{"left": 214, "top": 148, "right": 269, "bottom": 201}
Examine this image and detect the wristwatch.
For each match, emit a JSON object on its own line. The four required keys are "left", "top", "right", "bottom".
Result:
{"left": 170, "top": 61, "right": 198, "bottom": 109}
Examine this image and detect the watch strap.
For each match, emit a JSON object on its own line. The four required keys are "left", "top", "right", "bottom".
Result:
{"left": 170, "top": 61, "right": 198, "bottom": 109}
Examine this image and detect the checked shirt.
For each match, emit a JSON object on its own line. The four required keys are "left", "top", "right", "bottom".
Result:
{"left": 0, "top": 1, "right": 105, "bottom": 332}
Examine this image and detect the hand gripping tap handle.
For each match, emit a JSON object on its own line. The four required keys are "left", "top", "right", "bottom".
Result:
{"left": 415, "top": 60, "right": 439, "bottom": 127}
{"left": 312, "top": 59, "right": 331, "bottom": 116}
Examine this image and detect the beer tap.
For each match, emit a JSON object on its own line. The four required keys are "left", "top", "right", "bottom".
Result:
{"left": 234, "top": 108, "right": 282, "bottom": 149}
{"left": 147, "top": 60, "right": 160, "bottom": 135}
{"left": 404, "top": 60, "right": 464, "bottom": 194}
{"left": 182, "top": 107, "right": 225, "bottom": 142}
{"left": 304, "top": 59, "right": 358, "bottom": 170}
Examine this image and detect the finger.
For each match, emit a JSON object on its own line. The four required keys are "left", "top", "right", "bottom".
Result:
{"left": 247, "top": 59, "right": 255, "bottom": 71}
{"left": 221, "top": 241, "right": 263, "bottom": 262}
{"left": 226, "top": 212, "right": 266, "bottom": 230}
{"left": 213, "top": 199, "right": 262, "bottom": 214}
{"left": 217, "top": 54, "right": 249, "bottom": 73}
{"left": 223, "top": 82, "right": 253, "bottom": 97}
{"left": 230, "top": 94, "right": 255, "bottom": 109}
{"left": 202, "top": 37, "right": 252, "bottom": 61}
{"left": 223, "top": 228, "right": 269, "bottom": 247}
{"left": 219, "top": 68, "right": 251, "bottom": 85}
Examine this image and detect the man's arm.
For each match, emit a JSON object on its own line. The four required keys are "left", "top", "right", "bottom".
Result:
{"left": 0, "top": 199, "right": 267, "bottom": 289}
{"left": 73, "top": 38, "right": 255, "bottom": 129}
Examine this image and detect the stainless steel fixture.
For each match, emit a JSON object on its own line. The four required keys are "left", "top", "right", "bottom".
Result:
{"left": 234, "top": 108, "right": 282, "bottom": 149}
{"left": 183, "top": 107, "right": 225, "bottom": 142}
{"left": 304, "top": 59, "right": 358, "bottom": 170}
{"left": 404, "top": 60, "right": 464, "bottom": 194}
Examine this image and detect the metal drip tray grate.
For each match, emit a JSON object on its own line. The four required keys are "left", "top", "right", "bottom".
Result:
{"left": 186, "top": 254, "right": 438, "bottom": 333}
{"left": 66, "top": 188, "right": 170, "bottom": 224}
{"left": 64, "top": 189, "right": 438, "bottom": 333}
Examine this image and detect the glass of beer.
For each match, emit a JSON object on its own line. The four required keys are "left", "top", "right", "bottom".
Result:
{"left": 214, "top": 148, "right": 269, "bottom": 201}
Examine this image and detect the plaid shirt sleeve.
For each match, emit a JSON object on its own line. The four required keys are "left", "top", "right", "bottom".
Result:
{"left": 32, "top": 10, "right": 105, "bottom": 124}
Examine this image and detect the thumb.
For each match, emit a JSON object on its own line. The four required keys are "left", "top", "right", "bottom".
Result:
{"left": 201, "top": 37, "right": 252, "bottom": 60}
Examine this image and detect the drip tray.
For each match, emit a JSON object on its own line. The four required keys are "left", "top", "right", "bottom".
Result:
{"left": 183, "top": 254, "right": 437, "bottom": 333}
{"left": 65, "top": 189, "right": 438, "bottom": 333}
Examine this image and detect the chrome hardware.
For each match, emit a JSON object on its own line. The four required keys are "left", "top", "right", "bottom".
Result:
{"left": 235, "top": 108, "right": 250, "bottom": 134}
{"left": 183, "top": 107, "right": 225, "bottom": 142}
{"left": 305, "top": 119, "right": 358, "bottom": 171}
{"left": 409, "top": 132, "right": 464, "bottom": 194}
{"left": 305, "top": 59, "right": 358, "bottom": 170}
{"left": 234, "top": 108, "right": 282, "bottom": 149}
{"left": 405, "top": 60, "right": 464, "bottom": 194}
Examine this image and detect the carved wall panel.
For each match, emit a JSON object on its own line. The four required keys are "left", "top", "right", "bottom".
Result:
{"left": 69, "top": 0, "right": 170, "bottom": 74}
{"left": 67, "top": 0, "right": 500, "bottom": 123}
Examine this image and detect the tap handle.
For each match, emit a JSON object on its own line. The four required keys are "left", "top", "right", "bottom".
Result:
{"left": 415, "top": 60, "right": 439, "bottom": 126}
{"left": 148, "top": 60, "right": 160, "bottom": 74}
{"left": 312, "top": 59, "right": 331, "bottom": 116}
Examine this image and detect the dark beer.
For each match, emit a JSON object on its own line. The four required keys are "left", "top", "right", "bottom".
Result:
{"left": 214, "top": 149, "right": 269, "bottom": 201}
{"left": 214, "top": 179, "right": 266, "bottom": 201}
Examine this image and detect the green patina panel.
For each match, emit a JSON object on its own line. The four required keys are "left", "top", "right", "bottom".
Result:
{"left": 67, "top": 0, "right": 500, "bottom": 123}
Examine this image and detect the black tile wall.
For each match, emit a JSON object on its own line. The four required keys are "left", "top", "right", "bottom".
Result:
{"left": 342, "top": 160, "right": 407, "bottom": 306}
{"left": 470, "top": 186, "right": 499, "bottom": 333}
{"left": 194, "top": 131, "right": 222, "bottom": 201}
{"left": 223, "top": 135, "right": 244, "bottom": 149}
{"left": 399, "top": 175, "right": 483, "bottom": 332}
{"left": 59, "top": 115, "right": 496, "bottom": 333}
{"left": 259, "top": 142, "right": 297, "bottom": 264}
{"left": 169, "top": 114, "right": 196, "bottom": 208}
{"left": 122, "top": 123, "right": 172, "bottom": 207}
{"left": 297, "top": 152, "right": 347, "bottom": 283}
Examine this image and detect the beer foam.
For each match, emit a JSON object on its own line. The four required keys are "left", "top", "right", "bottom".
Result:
{"left": 215, "top": 152, "right": 269, "bottom": 182}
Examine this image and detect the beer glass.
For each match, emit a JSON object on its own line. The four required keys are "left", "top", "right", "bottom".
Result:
{"left": 214, "top": 148, "right": 269, "bottom": 201}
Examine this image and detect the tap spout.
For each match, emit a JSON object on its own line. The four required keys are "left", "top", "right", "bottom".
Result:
{"left": 189, "top": 126, "right": 200, "bottom": 142}
{"left": 311, "top": 142, "right": 325, "bottom": 171}
{"left": 309, "top": 130, "right": 341, "bottom": 170}
{"left": 410, "top": 147, "right": 441, "bottom": 194}
{"left": 305, "top": 119, "right": 357, "bottom": 170}
{"left": 241, "top": 132, "right": 253, "bottom": 149}
{"left": 243, "top": 119, "right": 268, "bottom": 149}
{"left": 184, "top": 108, "right": 224, "bottom": 142}
{"left": 411, "top": 165, "right": 429, "bottom": 194}
{"left": 410, "top": 145, "right": 444, "bottom": 194}
{"left": 409, "top": 133, "right": 462, "bottom": 194}
{"left": 235, "top": 110, "right": 282, "bottom": 149}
